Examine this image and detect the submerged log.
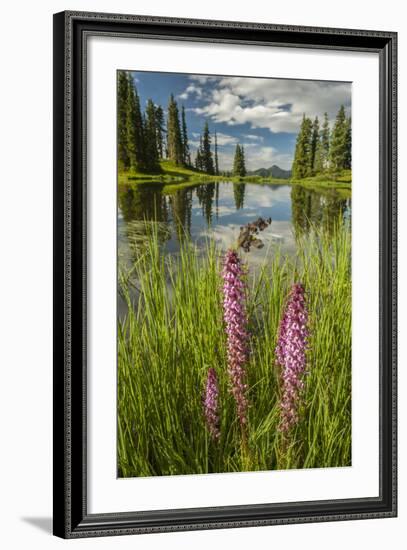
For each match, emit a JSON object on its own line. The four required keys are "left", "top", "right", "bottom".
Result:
{"left": 237, "top": 217, "right": 272, "bottom": 252}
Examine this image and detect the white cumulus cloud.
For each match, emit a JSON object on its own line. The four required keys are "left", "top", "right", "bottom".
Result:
{"left": 178, "top": 83, "right": 203, "bottom": 100}
{"left": 189, "top": 75, "right": 351, "bottom": 134}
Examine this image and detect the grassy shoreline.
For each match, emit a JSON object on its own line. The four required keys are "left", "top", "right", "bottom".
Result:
{"left": 118, "top": 161, "right": 351, "bottom": 194}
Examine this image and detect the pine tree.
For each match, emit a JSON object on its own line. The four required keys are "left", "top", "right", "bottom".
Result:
{"left": 166, "top": 94, "right": 183, "bottom": 165}
{"left": 126, "top": 76, "right": 145, "bottom": 172}
{"left": 344, "top": 117, "right": 352, "bottom": 170}
{"left": 117, "top": 71, "right": 130, "bottom": 170}
{"left": 233, "top": 144, "right": 241, "bottom": 176}
{"left": 321, "top": 112, "right": 330, "bottom": 171}
{"left": 329, "top": 105, "right": 348, "bottom": 173}
{"left": 154, "top": 105, "right": 165, "bottom": 159}
{"left": 181, "top": 105, "right": 190, "bottom": 166}
{"left": 313, "top": 138, "right": 324, "bottom": 175}
{"left": 201, "top": 121, "right": 215, "bottom": 174}
{"left": 240, "top": 145, "right": 246, "bottom": 176}
{"left": 310, "top": 116, "right": 320, "bottom": 174}
{"left": 214, "top": 131, "right": 219, "bottom": 175}
{"left": 144, "top": 99, "right": 161, "bottom": 173}
{"left": 195, "top": 135, "right": 203, "bottom": 171}
{"left": 292, "top": 115, "right": 313, "bottom": 179}
{"left": 232, "top": 144, "right": 246, "bottom": 177}
{"left": 195, "top": 149, "right": 202, "bottom": 170}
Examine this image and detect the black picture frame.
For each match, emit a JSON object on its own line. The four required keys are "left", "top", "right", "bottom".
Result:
{"left": 53, "top": 10, "right": 397, "bottom": 539}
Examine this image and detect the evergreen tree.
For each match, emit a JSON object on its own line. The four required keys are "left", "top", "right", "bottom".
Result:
{"left": 166, "top": 94, "right": 183, "bottom": 165}
{"left": 144, "top": 99, "right": 161, "bottom": 173}
{"left": 201, "top": 121, "right": 215, "bottom": 174}
{"left": 310, "top": 116, "right": 320, "bottom": 174}
{"left": 214, "top": 131, "right": 219, "bottom": 175}
{"left": 329, "top": 105, "right": 348, "bottom": 173}
{"left": 344, "top": 117, "right": 352, "bottom": 170}
{"left": 321, "top": 112, "right": 330, "bottom": 171}
{"left": 194, "top": 149, "right": 201, "bottom": 170}
{"left": 292, "top": 115, "right": 313, "bottom": 179}
{"left": 241, "top": 145, "right": 246, "bottom": 176}
{"left": 232, "top": 144, "right": 241, "bottom": 175}
{"left": 233, "top": 144, "right": 246, "bottom": 177}
{"left": 117, "top": 71, "right": 130, "bottom": 170}
{"left": 195, "top": 135, "right": 203, "bottom": 171}
{"left": 126, "top": 77, "right": 145, "bottom": 172}
{"left": 313, "top": 138, "right": 324, "bottom": 174}
{"left": 181, "top": 105, "right": 190, "bottom": 166}
{"left": 154, "top": 105, "right": 165, "bottom": 159}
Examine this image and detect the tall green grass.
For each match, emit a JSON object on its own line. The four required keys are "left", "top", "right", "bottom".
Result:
{"left": 117, "top": 222, "right": 351, "bottom": 477}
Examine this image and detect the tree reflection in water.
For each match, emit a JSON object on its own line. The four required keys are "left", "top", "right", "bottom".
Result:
{"left": 291, "top": 185, "right": 350, "bottom": 239}
{"left": 196, "top": 183, "right": 217, "bottom": 226}
{"left": 233, "top": 182, "right": 246, "bottom": 210}
{"left": 169, "top": 187, "right": 193, "bottom": 240}
{"left": 118, "top": 184, "right": 171, "bottom": 260}
{"left": 118, "top": 181, "right": 351, "bottom": 265}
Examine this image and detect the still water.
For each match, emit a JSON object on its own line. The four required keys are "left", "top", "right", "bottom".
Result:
{"left": 118, "top": 181, "right": 351, "bottom": 268}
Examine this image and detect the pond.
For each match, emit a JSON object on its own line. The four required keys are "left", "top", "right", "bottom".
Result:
{"left": 118, "top": 181, "right": 351, "bottom": 269}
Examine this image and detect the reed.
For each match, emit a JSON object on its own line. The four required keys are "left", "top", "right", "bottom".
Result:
{"left": 117, "top": 220, "right": 351, "bottom": 477}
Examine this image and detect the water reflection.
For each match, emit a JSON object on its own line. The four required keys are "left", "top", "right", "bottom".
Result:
{"left": 291, "top": 185, "right": 350, "bottom": 238}
{"left": 118, "top": 185, "right": 171, "bottom": 260}
{"left": 120, "top": 183, "right": 168, "bottom": 223}
{"left": 196, "top": 183, "right": 218, "bottom": 226}
{"left": 169, "top": 188, "right": 193, "bottom": 239}
{"left": 118, "top": 181, "right": 351, "bottom": 266}
{"left": 233, "top": 183, "right": 246, "bottom": 210}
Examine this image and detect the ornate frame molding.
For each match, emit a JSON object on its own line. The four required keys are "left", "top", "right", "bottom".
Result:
{"left": 53, "top": 11, "right": 397, "bottom": 538}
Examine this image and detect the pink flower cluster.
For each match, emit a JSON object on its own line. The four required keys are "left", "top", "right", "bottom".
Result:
{"left": 203, "top": 367, "right": 220, "bottom": 441}
{"left": 275, "top": 283, "right": 309, "bottom": 433}
{"left": 221, "top": 249, "right": 249, "bottom": 428}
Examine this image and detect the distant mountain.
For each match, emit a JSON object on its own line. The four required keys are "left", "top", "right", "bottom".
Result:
{"left": 250, "top": 165, "right": 292, "bottom": 179}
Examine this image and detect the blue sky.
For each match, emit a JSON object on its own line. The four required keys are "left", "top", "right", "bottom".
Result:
{"left": 127, "top": 71, "right": 351, "bottom": 171}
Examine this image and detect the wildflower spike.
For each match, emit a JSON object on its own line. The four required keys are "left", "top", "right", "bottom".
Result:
{"left": 221, "top": 249, "right": 249, "bottom": 428}
{"left": 275, "top": 283, "right": 309, "bottom": 433}
{"left": 203, "top": 367, "right": 221, "bottom": 441}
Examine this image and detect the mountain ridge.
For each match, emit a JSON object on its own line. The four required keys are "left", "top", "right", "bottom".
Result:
{"left": 249, "top": 165, "right": 292, "bottom": 179}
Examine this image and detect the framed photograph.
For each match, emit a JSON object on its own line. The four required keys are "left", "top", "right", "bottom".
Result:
{"left": 53, "top": 11, "right": 397, "bottom": 538}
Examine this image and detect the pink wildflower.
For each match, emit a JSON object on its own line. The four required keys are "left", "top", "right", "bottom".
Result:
{"left": 203, "top": 367, "right": 220, "bottom": 441}
{"left": 221, "top": 249, "right": 249, "bottom": 428}
{"left": 276, "top": 283, "right": 309, "bottom": 433}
